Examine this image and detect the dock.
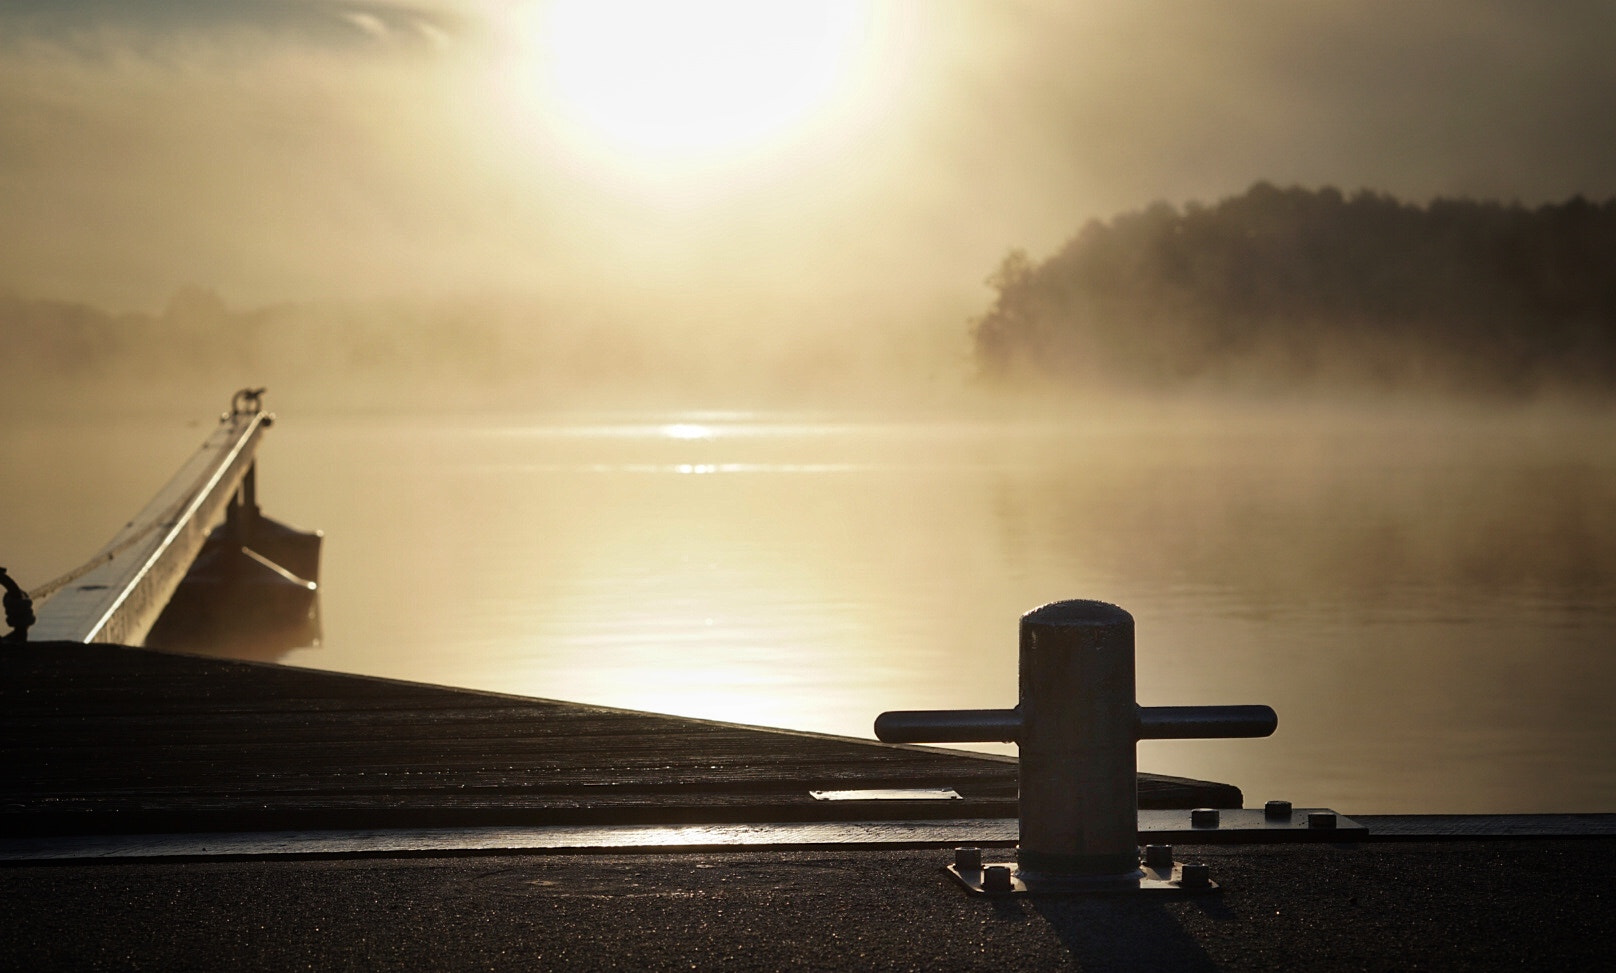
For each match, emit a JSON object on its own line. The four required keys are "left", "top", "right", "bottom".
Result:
{"left": 6, "top": 839, "right": 1614, "bottom": 970}
{"left": 4, "top": 642, "right": 1614, "bottom": 969}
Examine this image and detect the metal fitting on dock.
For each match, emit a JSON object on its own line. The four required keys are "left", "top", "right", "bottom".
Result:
{"left": 876, "top": 599, "right": 1277, "bottom": 893}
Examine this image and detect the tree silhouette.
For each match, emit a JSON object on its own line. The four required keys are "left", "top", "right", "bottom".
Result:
{"left": 973, "top": 184, "right": 1616, "bottom": 395}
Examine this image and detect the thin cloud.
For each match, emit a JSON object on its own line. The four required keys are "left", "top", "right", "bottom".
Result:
{"left": 0, "top": 0, "right": 464, "bottom": 54}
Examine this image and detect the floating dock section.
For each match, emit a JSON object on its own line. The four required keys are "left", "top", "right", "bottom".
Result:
{"left": 0, "top": 640, "right": 1237, "bottom": 842}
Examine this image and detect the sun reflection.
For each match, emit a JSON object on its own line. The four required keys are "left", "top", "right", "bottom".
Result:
{"left": 662, "top": 423, "right": 714, "bottom": 440}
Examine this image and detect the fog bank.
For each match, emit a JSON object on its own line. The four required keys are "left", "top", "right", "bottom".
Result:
{"left": 2, "top": 1, "right": 1613, "bottom": 394}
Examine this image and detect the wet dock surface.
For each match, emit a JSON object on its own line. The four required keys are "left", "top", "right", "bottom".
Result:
{"left": 5, "top": 840, "right": 1613, "bottom": 971}
{"left": 1, "top": 642, "right": 1235, "bottom": 836}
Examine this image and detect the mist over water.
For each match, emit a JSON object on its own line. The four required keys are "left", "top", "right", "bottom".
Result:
{"left": 7, "top": 401, "right": 1614, "bottom": 814}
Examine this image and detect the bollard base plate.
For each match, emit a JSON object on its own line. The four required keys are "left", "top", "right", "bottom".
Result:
{"left": 945, "top": 862, "right": 1218, "bottom": 896}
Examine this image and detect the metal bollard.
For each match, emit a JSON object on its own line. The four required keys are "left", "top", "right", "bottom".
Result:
{"left": 875, "top": 599, "right": 1276, "bottom": 886}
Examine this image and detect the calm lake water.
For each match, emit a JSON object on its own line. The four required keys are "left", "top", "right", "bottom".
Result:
{"left": 7, "top": 402, "right": 1616, "bottom": 814}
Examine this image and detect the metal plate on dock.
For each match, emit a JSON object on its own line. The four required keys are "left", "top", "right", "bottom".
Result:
{"left": 0, "top": 820, "right": 1025, "bottom": 862}
{"left": 809, "top": 788, "right": 962, "bottom": 801}
{"left": 1137, "top": 807, "right": 1366, "bottom": 840}
{"left": 0, "top": 810, "right": 1365, "bottom": 862}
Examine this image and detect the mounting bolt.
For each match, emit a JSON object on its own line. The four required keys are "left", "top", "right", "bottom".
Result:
{"left": 954, "top": 848, "right": 983, "bottom": 872}
{"left": 1264, "top": 800, "right": 1293, "bottom": 820}
{"left": 1190, "top": 807, "right": 1221, "bottom": 828}
{"left": 1307, "top": 811, "right": 1338, "bottom": 829}
{"left": 983, "top": 865, "right": 1014, "bottom": 893}
{"left": 1143, "top": 844, "right": 1174, "bottom": 869}
{"left": 1179, "top": 863, "right": 1211, "bottom": 889}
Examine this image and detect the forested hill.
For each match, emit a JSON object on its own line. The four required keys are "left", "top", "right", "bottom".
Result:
{"left": 972, "top": 184, "right": 1616, "bottom": 396}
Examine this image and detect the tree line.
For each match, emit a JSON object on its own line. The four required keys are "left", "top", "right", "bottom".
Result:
{"left": 972, "top": 183, "right": 1616, "bottom": 396}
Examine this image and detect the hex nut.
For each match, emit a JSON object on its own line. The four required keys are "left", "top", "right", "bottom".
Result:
{"left": 1264, "top": 800, "right": 1293, "bottom": 820}
{"left": 1307, "top": 811, "right": 1338, "bottom": 829}
{"left": 1190, "top": 807, "right": 1221, "bottom": 827}
{"left": 1179, "top": 863, "right": 1211, "bottom": 889}
{"left": 1143, "top": 844, "right": 1174, "bottom": 868}
{"left": 983, "top": 865, "right": 1014, "bottom": 893}
{"left": 954, "top": 847, "right": 983, "bottom": 872}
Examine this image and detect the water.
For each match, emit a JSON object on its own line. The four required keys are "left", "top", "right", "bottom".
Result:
{"left": 6, "top": 403, "right": 1616, "bottom": 814}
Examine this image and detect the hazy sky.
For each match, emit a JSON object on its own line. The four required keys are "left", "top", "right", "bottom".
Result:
{"left": 3, "top": 0, "right": 1613, "bottom": 338}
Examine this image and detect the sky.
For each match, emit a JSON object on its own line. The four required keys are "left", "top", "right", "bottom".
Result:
{"left": 2, "top": 0, "right": 1614, "bottom": 342}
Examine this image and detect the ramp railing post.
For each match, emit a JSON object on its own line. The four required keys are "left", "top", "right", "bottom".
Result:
{"left": 875, "top": 599, "right": 1277, "bottom": 891}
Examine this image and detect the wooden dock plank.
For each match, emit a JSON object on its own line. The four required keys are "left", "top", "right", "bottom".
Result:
{"left": 2, "top": 642, "right": 1242, "bottom": 835}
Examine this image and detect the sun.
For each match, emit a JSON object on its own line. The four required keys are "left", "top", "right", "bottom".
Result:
{"left": 532, "top": 0, "right": 872, "bottom": 160}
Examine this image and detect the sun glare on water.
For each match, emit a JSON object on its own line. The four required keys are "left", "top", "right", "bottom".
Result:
{"left": 662, "top": 423, "right": 714, "bottom": 440}
{"left": 530, "top": 0, "right": 875, "bottom": 162}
